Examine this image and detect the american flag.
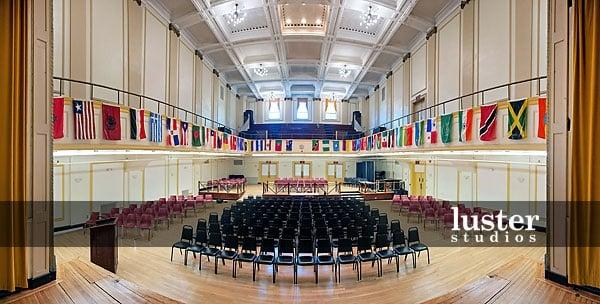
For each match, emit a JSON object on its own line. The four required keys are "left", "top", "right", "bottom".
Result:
{"left": 166, "top": 117, "right": 180, "bottom": 146}
{"left": 180, "top": 121, "right": 189, "bottom": 146}
{"left": 73, "top": 100, "right": 96, "bottom": 140}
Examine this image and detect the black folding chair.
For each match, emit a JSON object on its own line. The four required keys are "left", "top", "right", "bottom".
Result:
{"left": 407, "top": 227, "right": 430, "bottom": 265}
{"left": 171, "top": 225, "right": 193, "bottom": 262}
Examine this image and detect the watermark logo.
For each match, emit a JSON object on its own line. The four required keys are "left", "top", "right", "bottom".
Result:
{"left": 450, "top": 207, "right": 539, "bottom": 244}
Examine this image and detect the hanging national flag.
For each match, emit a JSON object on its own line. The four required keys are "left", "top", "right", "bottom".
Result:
{"left": 231, "top": 135, "right": 237, "bottom": 150}
{"left": 166, "top": 117, "right": 180, "bottom": 146}
{"left": 217, "top": 132, "right": 223, "bottom": 149}
{"left": 479, "top": 103, "right": 498, "bottom": 141}
{"left": 200, "top": 126, "right": 206, "bottom": 146}
{"left": 537, "top": 97, "right": 547, "bottom": 139}
{"left": 312, "top": 139, "right": 320, "bottom": 151}
{"left": 440, "top": 113, "right": 453, "bottom": 144}
{"left": 344, "top": 140, "right": 352, "bottom": 151}
{"left": 414, "top": 121, "right": 421, "bottom": 146}
{"left": 222, "top": 133, "right": 229, "bottom": 150}
{"left": 390, "top": 129, "right": 395, "bottom": 148}
{"left": 405, "top": 124, "right": 413, "bottom": 146}
{"left": 244, "top": 140, "right": 248, "bottom": 152}
{"left": 149, "top": 112, "right": 162, "bottom": 142}
{"left": 397, "top": 126, "right": 403, "bottom": 147}
{"left": 102, "top": 103, "right": 121, "bottom": 140}
{"left": 192, "top": 125, "right": 202, "bottom": 146}
{"left": 322, "top": 140, "right": 331, "bottom": 152}
{"left": 73, "top": 100, "right": 96, "bottom": 140}
{"left": 507, "top": 98, "right": 527, "bottom": 140}
{"left": 382, "top": 131, "right": 388, "bottom": 148}
{"left": 286, "top": 139, "right": 293, "bottom": 151}
{"left": 180, "top": 121, "right": 189, "bottom": 145}
{"left": 275, "top": 139, "right": 282, "bottom": 151}
{"left": 426, "top": 118, "right": 438, "bottom": 144}
{"left": 333, "top": 140, "right": 340, "bottom": 152}
{"left": 458, "top": 108, "right": 473, "bottom": 142}
{"left": 53, "top": 97, "right": 65, "bottom": 139}
{"left": 210, "top": 129, "right": 216, "bottom": 148}
{"left": 129, "top": 108, "right": 146, "bottom": 140}
{"left": 265, "top": 139, "right": 272, "bottom": 151}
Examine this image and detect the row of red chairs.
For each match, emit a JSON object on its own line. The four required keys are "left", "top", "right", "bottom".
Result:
{"left": 391, "top": 195, "right": 500, "bottom": 235}
{"left": 83, "top": 194, "right": 215, "bottom": 239}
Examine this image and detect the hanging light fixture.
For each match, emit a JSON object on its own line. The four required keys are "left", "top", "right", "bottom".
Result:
{"left": 254, "top": 64, "right": 268, "bottom": 77}
{"left": 360, "top": 5, "right": 379, "bottom": 29}
{"left": 339, "top": 64, "right": 351, "bottom": 78}
{"left": 225, "top": 3, "right": 246, "bottom": 27}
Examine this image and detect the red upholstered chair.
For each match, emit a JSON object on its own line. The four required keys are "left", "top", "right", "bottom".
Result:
{"left": 423, "top": 208, "right": 437, "bottom": 230}
{"left": 473, "top": 207, "right": 482, "bottom": 215}
{"left": 123, "top": 213, "right": 138, "bottom": 238}
{"left": 407, "top": 203, "right": 421, "bottom": 223}
{"left": 204, "top": 194, "right": 213, "bottom": 205}
{"left": 83, "top": 212, "right": 99, "bottom": 234}
{"left": 139, "top": 214, "right": 154, "bottom": 240}
{"left": 159, "top": 197, "right": 167, "bottom": 204}
{"left": 400, "top": 199, "right": 411, "bottom": 214}
{"left": 391, "top": 195, "right": 402, "bottom": 211}
{"left": 110, "top": 208, "right": 120, "bottom": 218}
{"left": 171, "top": 203, "right": 184, "bottom": 223}
{"left": 122, "top": 208, "right": 131, "bottom": 216}
{"left": 177, "top": 195, "right": 185, "bottom": 201}
{"left": 184, "top": 200, "right": 196, "bottom": 217}
{"left": 129, "top": 203, "right": 138, "bottom": 210}
{"left": 442, "top": 213, "right": 454, "bottom": 238}
{"left": 442, "top": 200, "right": 451, "bottom": 209}
{"left": 156, "top": 207, "right": 170, "bottom": 229}
{"left": 195, "top": 196, "right": 205, "bottom": 209}
{"left": 115, "top": 214, "right": 125, "bottom": 236}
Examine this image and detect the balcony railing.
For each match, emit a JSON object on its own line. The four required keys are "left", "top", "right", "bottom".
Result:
{"left": 53, "top": 76, "right": 236, "bottom": 133}
{"left": 374, "top": 76, "right": 547, "bottom": 134}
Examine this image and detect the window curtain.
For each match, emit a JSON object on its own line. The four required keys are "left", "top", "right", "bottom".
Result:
{"left": 569, "top": 0, "right": 600, "bottom": 289}
{"left": 0, "top": 0, "right": 29, "bottom": 292}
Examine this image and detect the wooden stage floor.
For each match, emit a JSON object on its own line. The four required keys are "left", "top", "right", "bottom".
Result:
{"left": 5, "top": 186, "right": 599, "bottom": 303}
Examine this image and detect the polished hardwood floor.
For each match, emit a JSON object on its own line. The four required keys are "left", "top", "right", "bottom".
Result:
{"left": 6, "top": 186, "right": 599, "bottom": 303}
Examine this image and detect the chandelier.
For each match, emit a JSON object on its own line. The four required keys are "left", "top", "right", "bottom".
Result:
{"left": 360, "top": 5, "right": 379, "bottom": 29}
{"left": 225, "top": 3, "right": 246, "bottom": 27}
{"left": 254, "top": 64, "right": 268, "bottom": 77}
{"left": 339, "top": 65, "right": 351, "bottom": 78}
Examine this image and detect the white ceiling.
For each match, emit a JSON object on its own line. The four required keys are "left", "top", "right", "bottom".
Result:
{"left": 148, "top": 0, "right": 456, "bottom": 99}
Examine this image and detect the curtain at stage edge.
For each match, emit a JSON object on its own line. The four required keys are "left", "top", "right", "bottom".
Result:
{"left": 569, "top": 0, "right": 600, "bottom": 289}
{"left": 0, "top": 0, "right": 29, "bottom": 292}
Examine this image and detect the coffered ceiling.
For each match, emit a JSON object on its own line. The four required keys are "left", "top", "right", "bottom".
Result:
{"left": 148, "top": 0, "right": 456, "bottom": 99}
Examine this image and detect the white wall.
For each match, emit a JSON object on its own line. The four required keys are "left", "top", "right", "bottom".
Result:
{"left": 52, "top": 0, "right": 236, "bottom": 129}
{"left": 374, "top": 0, "right": 549, "bottom": 128}
{"left": 53, "top": 154, "right": 233, "bottom": 228}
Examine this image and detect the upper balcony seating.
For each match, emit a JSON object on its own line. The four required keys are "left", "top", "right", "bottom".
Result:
{"left": 240, "top": 123, "right": 363, "bottom": 140}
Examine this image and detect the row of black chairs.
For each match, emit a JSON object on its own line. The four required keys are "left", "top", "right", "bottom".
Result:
{"left": 172, "top": 224, "right": 429, "bottom": 283}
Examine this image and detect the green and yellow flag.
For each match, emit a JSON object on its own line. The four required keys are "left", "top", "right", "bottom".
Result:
{"left": 507, "top": 98, "right": 527, "bottom": 139}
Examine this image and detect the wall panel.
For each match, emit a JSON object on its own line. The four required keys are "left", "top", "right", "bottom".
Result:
{"left": 143, "top": 11, "right": 168, "bottom": 112}
{"left": 91, "top": 0, "right": 124, "bottom": 101}
{"left": 437, "top": 14, "right": 461, "bottom": 112}
{"left": 478, "top": 0, "right": 510, "bottom": 102}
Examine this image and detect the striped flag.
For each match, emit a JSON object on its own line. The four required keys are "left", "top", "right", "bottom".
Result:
{"left": 129, "top": 108, "right": 146, "bottom": 140}
{"left": 479, "top": 103, "right": 498, "bottom": 141}
{"left": 166, "top": 117, "right": 180, "bottom": 146}
{"left": 149, "top": 112, "right": 162, "bottom": 142}
{"left": 72, "top": 100, "right": 96, "bottom": 140}
{"left": 180, "top": 121, "right": 189, "bottom": 145}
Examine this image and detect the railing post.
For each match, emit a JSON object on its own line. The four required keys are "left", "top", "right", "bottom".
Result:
{"left": 90, "top": 84, "right": 94, "bottom": 100}
{"left": 507, "top": 83, "right": 511, "bottom": 100}
{"left": 117, "top": 91, "right": 120, "bottom": 105}
{"left": 59, "top": 79, "right": 63, "bottom": 96}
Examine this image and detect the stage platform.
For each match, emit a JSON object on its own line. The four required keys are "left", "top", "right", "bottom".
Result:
{"left": 200, "top": 191, "right": 245, "bottom": 201}
{"left": 359, "top": 191, "right": 395, "bottom": 201}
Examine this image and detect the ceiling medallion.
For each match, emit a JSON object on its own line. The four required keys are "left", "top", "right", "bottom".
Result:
{"left": 339, "top": 65, "right": 351, "bottom": 78}
{"left": 225, "top": 3, "right": 246, "bottom": 27}
{"left": 360, "top": 5, "right": 379, "bottom": 29}
{"left": 254, "top": 64, "right": 268, "bottom": 77}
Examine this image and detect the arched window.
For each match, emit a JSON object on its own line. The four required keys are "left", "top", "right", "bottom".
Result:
{"left": 324, "top": 98, "right": 338, "bottom": 120}
{"left": 296, "top": 98, "right": 309, "bottom": 120}
{"left": 268, "top": 99, "right": 281, "bottom": 120}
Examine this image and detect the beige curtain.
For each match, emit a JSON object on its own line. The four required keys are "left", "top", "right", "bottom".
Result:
{"left": 0, "top": 0, "right": 29, "bottom": 292}
{"left": 569, "top": 0, "right": 600, "bottom": 289}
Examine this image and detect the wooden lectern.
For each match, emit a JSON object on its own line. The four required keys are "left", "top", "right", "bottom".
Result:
{"left": 89, "top": 218, "right": 118, "bottom": 273}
